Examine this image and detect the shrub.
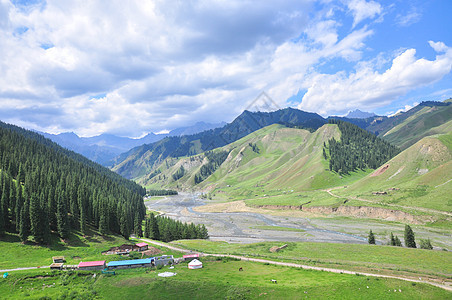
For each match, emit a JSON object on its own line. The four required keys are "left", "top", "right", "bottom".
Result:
{"left": 419, "top": 239, "right": 433, "bottom": 250}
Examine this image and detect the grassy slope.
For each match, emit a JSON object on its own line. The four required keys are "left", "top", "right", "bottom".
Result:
{"left": 0, "top": 230, "right": 176, "bottom": 270}
{"left": 142, "top": 124, "right": 370, "bottom": 199}
{"left": 382, "top": 105, "right": 452, "bottom": 150}
{"left": 1, "top": 258, "right": 449, "bottom": 299}
{"left": 335, "top": 132, "right": 452, "bottom": 212}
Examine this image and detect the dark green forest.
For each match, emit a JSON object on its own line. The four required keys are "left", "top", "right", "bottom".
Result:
{"left": 325, "top": 120, "right": 400, "bottom": 174}
{"left": 143, "top": 213, "right": 208, "bottom": 242}
{"left": 194, "top": 150, "right": 229, "bottom": 184}
{"left": 0, "top": 121, "right": 146, "bottom": 243}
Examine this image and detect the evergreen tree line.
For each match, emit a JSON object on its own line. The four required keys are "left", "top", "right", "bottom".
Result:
{"left": 194, "top": 150, "right": 229, "bottom": 184}
{"left": 368, "top": 225, "right": 433, "bottom": 249}
{"left": 142, "top": 214, "right": 208, "bottom": 242}
{"left": 147, "top": 189, "right": 178, "bottom": 196}
{"left": 325, "top": 120, "right": 400, "bottom": 174}
{"left": 0, "top": 122, "right": 146, "bottom": 243}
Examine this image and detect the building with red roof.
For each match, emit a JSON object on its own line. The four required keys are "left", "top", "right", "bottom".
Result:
{"left": 135, "top": 242, "right": 149, "bottom": 252}
{"left": 78, "top": 260, "right": 106, "bottom": 270}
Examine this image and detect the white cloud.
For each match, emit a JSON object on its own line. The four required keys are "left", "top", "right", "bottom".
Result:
{"left": 387, "top": 102, "right": 419, "bottom": 117}
{"left": 396, "top": 7, "right": 421, "bottom": 27}
{"left": 346, "top": 0, "right": 382, "bottom": 27}
{"left": 299, "top": 42, "right": 452, "bottom": 115}
{"left": 1, "top": 0, "right": 450, "bottom": 138}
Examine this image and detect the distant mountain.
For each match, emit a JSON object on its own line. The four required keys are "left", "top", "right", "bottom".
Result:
{"left": 0, "top": 120, "right": 145, "bottom": 241}
{"left": 111, "top": 108, "right": 326, "bottom": 179}
{"left": 168, "top": 121, "right": 227, "bottom": 136}
{"left": 41, "top": 122, "right": 225, "bottom": 166}
{"left": 345, "top": 109, "right": 376, "bottom": 119}
{"left": 366, "top": 101, "right": 452, "bottom": 149}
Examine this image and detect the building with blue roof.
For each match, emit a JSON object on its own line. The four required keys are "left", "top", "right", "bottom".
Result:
{"left": 107, "top": 258, "right": 154, "bottom": 270}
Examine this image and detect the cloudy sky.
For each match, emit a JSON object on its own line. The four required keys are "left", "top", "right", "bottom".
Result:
{"left": 1, "top": 0, "right": 451, "bottom": 137}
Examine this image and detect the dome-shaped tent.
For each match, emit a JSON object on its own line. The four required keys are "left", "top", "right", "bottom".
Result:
{"left": 188, "top": 259, "right": 203, "bottom": 269}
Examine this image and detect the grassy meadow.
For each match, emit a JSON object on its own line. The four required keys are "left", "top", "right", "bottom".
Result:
{"left": 173, "top": 240, "right": 452, "bottom": 280}
{"left": 0, "top": 257, "right": 450, "bottom": 299}
{"left": 0, "top": 230, "right": 177, "bottom": 270}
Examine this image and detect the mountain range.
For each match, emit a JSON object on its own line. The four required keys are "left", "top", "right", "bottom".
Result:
{"left": 41, "top": 121, "right": 225, "bottom": 165}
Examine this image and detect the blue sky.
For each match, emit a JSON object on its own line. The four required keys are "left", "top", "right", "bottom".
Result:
{"left": 0, "top": 0, "right": 451, "bottom": 137}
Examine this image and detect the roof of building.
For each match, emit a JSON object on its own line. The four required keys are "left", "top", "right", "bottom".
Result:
{"left": 78, "top": 261, "right": 106, "bottom": 268}
{"left": 50, "top": 263, "right": 64, "bottom": 267}
{"left": 183, "top": 254, "right": 199, "bottom": 258}
{"left": 188, "top": 259, "right": 202, "bottom": 265}
{"left": 107, "top": 258, "right": 154, "bottom": 267}
{"left": 52, "top": 256, "right": 65, "bottom": 260}
{"left": 136, "top": 242, "right": 148, "bottom": 247}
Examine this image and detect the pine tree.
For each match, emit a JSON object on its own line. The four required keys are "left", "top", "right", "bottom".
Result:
{"left": 368, "top": 230, "right": 376, "bottom": 244}
{"left": 389, "top": 232, "right": 396, "bottom": 246}
{"left": 98, "top": 202, "right": 109, "bottom": 236}
{"left": 15, "top": 183, "right": 24, "bottom": 232}
{"left": 1, "top": 179, "right": 10, "bottom": 231}
{"left": 30, "top": 195, "right": 44, "bottom": 243}
{"left": 394, "top": 236, "right": 402, "bottom": 247}
{"left": 17, "top": 163, "right": 25, "bottom": 184}
{"left": 19, "top": 205, "right": 29, "bottom": 243}
{"left": 150, "top": 213, "right": 160, "bottom": 240}
{"left": 78, "top": 185, "right": 87, "bottom": 235}
{"left": 419, "top": 239, "right": 433, "bottom": 250}
{"left": 134, "top": 212, "right": 143, "bottom": 238}
{"left": 120, "top": 207, "right": 130, "bottom": 240}
{"left": 144, "top": 218, "right": 150, "bottom": 238}
{"left": 0, "top": 193, "right": 4, "bottom": 236}
{"left": 404, "top": 225, "right": 416, "bottom": 248}
{"left": 56, "top": 195, "right": 69, "bottom": 239}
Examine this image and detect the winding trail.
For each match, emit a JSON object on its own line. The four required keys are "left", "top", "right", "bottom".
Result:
{"left": 325, "top": 187, "right": 452, "bottom": 217}
{"left": 140, "top": 238, "right": 452, "bottom": 292}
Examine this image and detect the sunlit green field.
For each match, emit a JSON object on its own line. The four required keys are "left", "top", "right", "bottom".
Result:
{"left": 1, "top": 257, "right": 449, "bottom": 299}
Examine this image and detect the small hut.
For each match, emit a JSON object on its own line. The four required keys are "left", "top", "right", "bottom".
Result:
{"left": 52, "top": 256, "right": 65, "bottom": 263}
{"left": 188, "top": 259, "right": 202, "bottom": 269}
{"left": 135, "top": 242, "right": 149, "bottom": 252}
{"left": 50, "top": 263, "right": 63, "bottom": 270}
{"left": 183, "top": 254, "right": 199, "bottom": 262}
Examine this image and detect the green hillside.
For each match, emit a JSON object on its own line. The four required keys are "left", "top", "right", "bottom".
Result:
{"left": 382, "top": 105, "right": 452, "bottom": 150}
{"left": 141, "top": 124, "right": 377, "bottom": 200}
{"left": 0, "top": 121, "right": 146, "bottom": 242}
{"left": 112, "top": 108, "right": 326, "bottom": 179}
{"left": 335, "top": 131, "right": 452, "bottom": 212}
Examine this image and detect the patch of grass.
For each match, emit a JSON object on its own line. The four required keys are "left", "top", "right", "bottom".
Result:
{"left": 174, "top": 240, "right": 452, "bottom": 279}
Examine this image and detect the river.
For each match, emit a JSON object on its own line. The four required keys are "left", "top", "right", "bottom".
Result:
{"left": 145, "top": 193, "right": 369, "bottom": 244}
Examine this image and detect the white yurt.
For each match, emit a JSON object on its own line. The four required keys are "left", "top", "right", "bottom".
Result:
{"left": 188, "top": 259, "right": 203, "bottom": 269}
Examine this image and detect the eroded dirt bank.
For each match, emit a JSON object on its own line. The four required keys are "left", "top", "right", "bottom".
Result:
{"left": 251, "top": 204, "right": 428, "bottom": 224}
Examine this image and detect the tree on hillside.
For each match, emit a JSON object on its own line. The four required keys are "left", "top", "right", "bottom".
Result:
{"left": 56, "top": 194, "right": 69, "bottom": 239}
{"left": 368, "top": 230, "right": 376, "bottom": 244}
{"left": 134, "top": 212, "right": 143, "bottom": 238}
{"left": 150, "top": 213, "right": 160, "bottom": 240}
{"left": 419, "top": 239, "right": 433, "bottom": 250}
{"left": 404, "top": 225, "right": 416, "bottom": 248}
{"left": 30, "top": 195, "right": 45, "bottom": 244}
